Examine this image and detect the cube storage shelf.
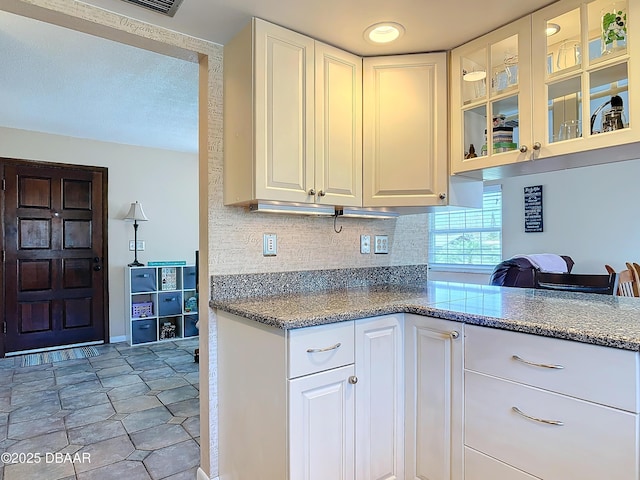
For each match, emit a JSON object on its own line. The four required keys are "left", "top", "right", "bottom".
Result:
{"left": 125, "top": 265, "right": 199, "bottom": 345}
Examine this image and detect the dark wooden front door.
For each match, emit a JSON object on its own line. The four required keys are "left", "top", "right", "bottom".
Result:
{"left": 1, "top": 159, "right": 108, "bottom": 355}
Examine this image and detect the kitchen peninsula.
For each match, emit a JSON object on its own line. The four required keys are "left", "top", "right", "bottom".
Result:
{"left": 213, "top": 270, "right": 640, "bottom": 480}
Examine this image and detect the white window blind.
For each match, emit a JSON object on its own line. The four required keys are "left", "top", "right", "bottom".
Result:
{"left": 428, "top": 185, "right": 502, "bottom": 270}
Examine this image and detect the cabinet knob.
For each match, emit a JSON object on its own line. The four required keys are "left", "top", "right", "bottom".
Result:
{"left": 439, "top": 193, "right": 447, "bottom": 200}
{"left": 532, "top": 142, "right": 542, "bottom": 151}
{"left": 348, "top": 375, "right": 358, "bottom": 384}
{"left": 308, "top": 188, "right": 316, "bottom": 196}
{"left": 450, "top": 330, "right": 460, "bottom": 339}
{"left": 519, "top": 145, "right": 528, "bottom": 153}
{"left": 317, "top": 190, "right": 326, "bottom": 197}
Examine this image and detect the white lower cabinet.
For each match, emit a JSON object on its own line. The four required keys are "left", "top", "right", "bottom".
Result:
{"left": 289, "top": 364, "right": 356, "bottom": 480}
{"left": 404, "top": 314, "right": 464, "bottom": 480}
{"left": 217, "top": 311, "right": 402, "bottom": 480}
{"left": 464, "top": 325, "right": 640, "bottom": 480}
{"left": 218, "top": 311, "right": 640, "bottom": 480}
{"left": 355, "top": 315, "right": 404, "bottom": 480}
{"left": 464, "top": 447, "right": 537, "bottom": 480}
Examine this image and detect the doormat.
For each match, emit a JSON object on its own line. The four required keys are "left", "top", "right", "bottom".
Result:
{"left": 20, "top": 346, "right": 100, "bottom": 367}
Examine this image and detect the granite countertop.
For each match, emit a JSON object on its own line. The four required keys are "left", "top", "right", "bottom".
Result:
{"left": 211, "top": 281, "right": 640, "bottom": 351}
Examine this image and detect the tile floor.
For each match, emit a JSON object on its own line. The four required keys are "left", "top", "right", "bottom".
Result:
{"left": 0, "top": 338, "right": 201, "bottom": 480}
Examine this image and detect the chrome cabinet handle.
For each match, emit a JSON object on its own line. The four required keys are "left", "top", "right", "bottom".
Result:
{"left": 308, "top": 188, "right": 316, "bottom": 196}
{"left": 519, "top": 145, "right": 528, "bottom": 153}
{"left": 348, "top": 376, "right": 358, "bottom": 384}
{"left": 450, "top": 331, "right": 460, "bottom": 339}
{"left": 512, "top": 406, "right": 564, "bottom": 426}
{"left": 317, "top": 190, "right": 326, "bottom": 197}
{"left": 532, "top": 142, "right": 542, "bottom": 150}
{"left": 512, "top": 355, "right": 564, "bottom": 370}
{"left": 306, "top": 342, "right": 341, "bottom": 353}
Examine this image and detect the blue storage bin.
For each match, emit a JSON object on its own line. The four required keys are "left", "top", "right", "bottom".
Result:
{"left": 132, "top": 319, "right": 157, "bottom": 344}
{"left": 183, "top": 266, "right": 197, "bottom": 290}
{"left": 184, "top": 314, "right": 199, "bottom": 337}
{"left": 131, "top": 268, "right": 156, "bottom": 293}
{"left": 158, "top": 292, "right": 182, "bottom": 316}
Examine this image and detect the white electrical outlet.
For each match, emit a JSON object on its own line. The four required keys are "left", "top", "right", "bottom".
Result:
{"left": 360, "top": 235, "right": 371, "bottom": 254}
{"left": 263, "top": 234, "right": 277, "bottom": 256}
{"left": 374, "top": 235, "right": 389, "bottom": 254}
{"left": 129, "top": 240, "right": 146, "bottom": 251}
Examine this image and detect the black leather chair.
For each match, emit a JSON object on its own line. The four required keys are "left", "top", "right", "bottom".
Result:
{"left": 533, "top": 271, "right": 618, "bottom": 295}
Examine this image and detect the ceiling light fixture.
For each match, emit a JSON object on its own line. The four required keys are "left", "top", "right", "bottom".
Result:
{"left": 546, "top": 23, "right": 561, "bottom": 36}
{"left": 462, "top": 70, "right": 487, "bottom": 82}
{"left": 364, "top": 22, "right": 405, "bottom": 44}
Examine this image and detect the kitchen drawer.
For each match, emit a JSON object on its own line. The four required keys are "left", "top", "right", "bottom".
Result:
{"left": 287, "top": 321, "right": 355, "bottom": 379}
{"left": 465, "top": 325, "right": 639, "bottom": 412}
{"left": 465, "top": 371, "right": 638, "bottom": 480}
{"left": 465, "top": 447, "right": 537, "bottom": 480}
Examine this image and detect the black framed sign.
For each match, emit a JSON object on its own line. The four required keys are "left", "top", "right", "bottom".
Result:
{"left": 524, "top": 185, "right": 543, "bottom": 233}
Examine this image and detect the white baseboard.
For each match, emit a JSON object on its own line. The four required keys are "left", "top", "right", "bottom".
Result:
{"left": 197, "top": 467, "right": 212, "bottom": 480}
{"left": 109, "top": 335, "right": 127, "bottom": 344}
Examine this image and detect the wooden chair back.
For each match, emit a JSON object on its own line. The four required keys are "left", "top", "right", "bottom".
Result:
{"left": 624, "top": 263, "right": 640, "bottom": 296}
{"left": 533, "top": 271, "right": 618, "bottom": 295}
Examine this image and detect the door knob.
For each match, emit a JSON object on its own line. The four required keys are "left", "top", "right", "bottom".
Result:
{"left": 348, "top": 376, "right": 358, "bottom": 384}
{"left": 308, "top": 188, "right": 316, "bottom": 196}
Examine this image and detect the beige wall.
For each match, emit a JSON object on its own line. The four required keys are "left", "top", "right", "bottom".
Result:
{"left": 0, "top": 127, "right": 199, "bottom": 339}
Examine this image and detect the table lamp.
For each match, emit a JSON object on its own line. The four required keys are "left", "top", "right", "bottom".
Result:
{"left": 123, "top": 201, "right": 149, "bottom": 267}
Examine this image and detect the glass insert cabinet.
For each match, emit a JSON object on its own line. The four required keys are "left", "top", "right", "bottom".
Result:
{"left": 451, "top": 0, "right": 639, "bottom": 175}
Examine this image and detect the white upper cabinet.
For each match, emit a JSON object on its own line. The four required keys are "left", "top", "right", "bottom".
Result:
{"left": 450, "top": 16, "right": 533, "bottom": 174}
{"left": 223, "top": 18, "right": 362, "bottom": 206}
{"left": 315, "top": 42, "right": 362, "bottom": 207}
{"left": 452, "top": 0, "right": 639, "bottom": 177}
{"left": 363, "top": 53, "right": 450, "bottom": 207}
{"left": 531, "top": 0, "right": 638, "bottom": 158}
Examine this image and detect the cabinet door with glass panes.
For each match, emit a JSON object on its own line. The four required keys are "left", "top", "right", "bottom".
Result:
{"left": 531, "top": 0, "right": 638, "bottom": 158}
{"left": 451, "top": 16, "right": 533, "bottom": 174}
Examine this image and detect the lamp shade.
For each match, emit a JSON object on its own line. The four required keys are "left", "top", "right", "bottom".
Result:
{"left": 123, "top": 201, "right": 149, "bottom": 222}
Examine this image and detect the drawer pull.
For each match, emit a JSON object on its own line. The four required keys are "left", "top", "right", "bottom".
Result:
{"left": 512, "top": 355, "right": 564, "bottom": 370}
{"left": 450, "top": 331, "right": 460, "bottom": 339}
{"left": 512, "top": 406, "right": 564, "bottom": 426}
{"left": 307, "top": 342, "right": 341, "bottom": 353}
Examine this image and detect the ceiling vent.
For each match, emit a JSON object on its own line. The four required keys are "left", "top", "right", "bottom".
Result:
{"left": 121, "top": 0, "right": 184, "bottom": 17}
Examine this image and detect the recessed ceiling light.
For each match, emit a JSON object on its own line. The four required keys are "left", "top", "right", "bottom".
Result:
{"left": 463, "top": 70, "right": 487, "bottom": 82}
{"left": 364, "top": 22, "right": 405, "bottom": 44}
{"left": 546, "top": 23, "right": 561, "bottom": 36}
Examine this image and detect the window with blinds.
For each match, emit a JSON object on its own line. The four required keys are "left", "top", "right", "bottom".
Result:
{"left": 428, "top": 185, "right": 502, "bottom": 270}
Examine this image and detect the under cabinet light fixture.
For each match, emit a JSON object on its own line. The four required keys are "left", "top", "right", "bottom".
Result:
{"left": 337, "top": 208, "right": 399, "bottom": 219}
{"left": 249, "top": 202, "right": 335, "bottom": 216}
{"left": 364, "top": 22, "right": 405, "bottom": 44}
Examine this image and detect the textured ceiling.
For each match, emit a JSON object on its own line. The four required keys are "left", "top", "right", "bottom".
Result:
{"left": 0, "top": 10, "right": 198, "bottom": 153}
{"left": 0, "top": 1, "right": 558, "bottom": 153}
